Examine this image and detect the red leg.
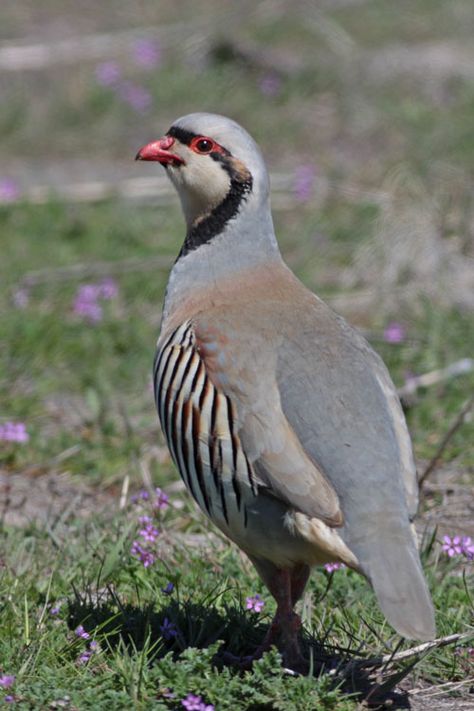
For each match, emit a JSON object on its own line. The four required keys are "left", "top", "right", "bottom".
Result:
{"left": 222, "top": 559, "right": 310, "bottom": 670}
{"left": 250, "top": 558, "right": 309, "bottom": 669}
{"left": 290, "top": 563, "right": 311, "bottom": 606}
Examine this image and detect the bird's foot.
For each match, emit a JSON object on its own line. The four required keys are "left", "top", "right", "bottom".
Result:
{"left": 219, "top": 619, "right": 279, "bottom": 669}
{"left": 278, "top": 612, "right": 308, "bottom": 673}
{"left": 220, "top": 613, "right": 307, "bottom": 673}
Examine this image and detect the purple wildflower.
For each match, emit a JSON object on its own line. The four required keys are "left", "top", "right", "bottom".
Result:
{"left": 246, "top": 594, "right": 265, "bottom": 613}
{"left": 0, "top": 178, "right": 20, "bottom": 203}
{"left": 75, "top": 625, "right": 90, "bottom": 640}
{"left": 160, "top": 617, "right": 178, "bottom": 640}
{"left": 139, "top": 522, "right": 160, "bottom": 543}
{"left": 95, "top": 61, "right": 121, "bottom": 87}
{"left": 324, "top": 562, "right": 346, "bottom": 573}
{"left": 461, "top": 536, "right": 474, "bottom": 560}
{"left": 4, "top": 695, "right": 14, "bottom": 703}
{"left": 442, "top": 535, "right": 463, "bottom": 557}
{"left": 12, "top": 288, "right": 29, "bottom": 309}
{"left": 131, "top": 540, "right": 155, "bottom": 568}
{"left": 182, "top": 693, "right": 214, "bottom": 711}
{"left": 132, "top": 489, "right": 150, "bottom": 503}
{"left": 119, "top": 82, "right": 152, "bottom": 112}
{"left": 50, "top": 603, "right": 61, "bottom": 616}
{"left": 78, "top": 650, "right": 92, "bottom": 664}
{"left": 154, "top": 487, "right": 169, "bottom": 511}
{"left": 98, "top": 277, "right": 118, "bottom": 300}
{"left": 132, "top": 38, "right": 161, "bottom": 69}
{"left": 0, "top": 677, "right": 15, "bottom": 689}
{"left": 80, "top": 284, "right": 101, "bottom": 300}
{"left": 73, "top": 285, "right": 102, "bottom": 323}
{"left": 0, "top": 422, "right": 29, "bottom": 443}
{"left": 258, "top": 73, "right": 282, "bottom": 97}
{"left": 72, "top": 279, "right": 118, "bottom": 323}
{"left": 383, "top": 322, "right": 406, "bottom": 344}
{"left": 294, "top": 164, "right": 315, "bottom": 203}
{"left": 162, "top": 582, "right": 174, "bottom": 595}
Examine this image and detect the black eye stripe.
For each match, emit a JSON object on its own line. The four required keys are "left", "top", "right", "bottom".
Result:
{"left": 167, "top": 126, "right": 197, "bottom": 146}
{"left": 167, "top": 126, "right": 232, "bottom": 157}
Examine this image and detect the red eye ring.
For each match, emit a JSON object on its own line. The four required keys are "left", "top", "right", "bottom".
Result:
{"left": 190, "top": 136, "right": 218, "bottom": 154}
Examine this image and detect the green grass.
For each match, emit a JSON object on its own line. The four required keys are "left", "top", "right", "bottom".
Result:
{"left": 2, "top": 199, "right": 473, "bottom": 482}
{"left": 0, "top": 492, "right": 472, "bottom": 709}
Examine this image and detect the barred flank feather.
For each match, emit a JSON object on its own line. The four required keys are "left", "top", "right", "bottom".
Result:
{"left": 154, "top": 320, "right": 257, "bottom": 531}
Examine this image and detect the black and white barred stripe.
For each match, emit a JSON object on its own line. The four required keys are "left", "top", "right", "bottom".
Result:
{"left": 153, "top": 321, "right": 258, "bottom": 528}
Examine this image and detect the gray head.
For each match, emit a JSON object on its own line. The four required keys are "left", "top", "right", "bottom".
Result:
{"left": 136, "top": 113, "right": 270, "bottom": 239}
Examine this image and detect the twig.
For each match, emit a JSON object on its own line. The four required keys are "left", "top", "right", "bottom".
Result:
{"left": 419, "top": 394, "right": 474, "bottom": 489}
{"left": 2, "top": 173, "right": 391, "bottom": 208}
{"left": 119, "top": 474, "right": 129, "bottom": 511}
{"left": 342, "top": 632, "right": 471, "bottom": 673}
{"left": 398, "top": 358, "right": 474, "bottom": 398}
{"left": 0, "top": 22, "right": 207, "bottom": 71}
{"left": 409, "top": 678, "right": 474, "bottom": 696}
{"left": 18, "top": 254, "right": 173, "bottom": 288}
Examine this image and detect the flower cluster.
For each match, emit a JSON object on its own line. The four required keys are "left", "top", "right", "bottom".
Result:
{"left": 0, "top": 674, "right": 15, "bottom": 703}
{"left": 324, "top": 562, "right": 346, "bottom": 573}
{"left": 160, "top": 617, "right": 178, "bottom": 641}
{"left": 0, "top": 177, "right": 20, "bottom": 203}
{"left": 442, "top": 535, "right": 474, "bottom": 561}
{"left": 73, "top": 278, "right": 118, "bottom": 323}
{"left": 0, "top": 421, "right": 29, "bottom": 443}
{"left": 245, "top": 593, "right": 265, "bottom": 613}
{"left": 74, "top": 626, "right": 99, "bottom": 665}
{"left": 78, "top": 641, "right": 99, "bottom": 665}
{"left": 75, "top": 625, "right": 89, "bottom": 640}
{"left": 94, "top": 38, "right": 161, "bottom": 113}
{"left": 383, "top": 322, "right": 405, "bottom": 344}
{"left": 181, "top": 694, "right": 214, "bottom": 711}
{"left": 130, "top": 487, "right": 169, "bottom": 568}
{"left": 130, "top": 487, "right": 169, "bottom": 511}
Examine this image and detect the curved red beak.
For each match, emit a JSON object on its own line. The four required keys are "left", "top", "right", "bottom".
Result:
{"left": 135, "top": 136, "right": 184, "bottom": 165}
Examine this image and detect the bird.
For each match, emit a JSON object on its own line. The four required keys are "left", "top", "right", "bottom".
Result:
{"left": 136, "top": 113, "right": 435, "bottom": 667}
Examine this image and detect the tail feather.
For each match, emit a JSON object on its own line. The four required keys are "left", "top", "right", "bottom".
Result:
{"left": 361, "top": 536, "right": 435, "bottom": 641}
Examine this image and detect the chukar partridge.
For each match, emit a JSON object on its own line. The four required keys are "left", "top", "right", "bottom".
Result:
{"left": 136, "top": 113, "right": 435, "bottom": 665}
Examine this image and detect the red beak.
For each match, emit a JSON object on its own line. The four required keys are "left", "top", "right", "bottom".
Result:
{"left": 135, "top": 136, "right": 184, "bottom": 165}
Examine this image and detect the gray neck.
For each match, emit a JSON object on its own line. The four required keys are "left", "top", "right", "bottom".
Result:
{"left": 162, "top": 196, "right": 282, "bottom": 323}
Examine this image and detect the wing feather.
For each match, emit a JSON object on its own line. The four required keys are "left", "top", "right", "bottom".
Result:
{"left": 193, "top": 320, "right": 343, "bottom": 526}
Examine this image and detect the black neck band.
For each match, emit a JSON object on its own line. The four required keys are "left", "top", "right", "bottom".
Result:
{"left": 178, "top": 173, "right": 253, "bottom": 259}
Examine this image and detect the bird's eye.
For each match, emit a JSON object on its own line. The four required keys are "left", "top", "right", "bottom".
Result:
{"left": 192, "top": 137, "right": 215, "bottom": 154}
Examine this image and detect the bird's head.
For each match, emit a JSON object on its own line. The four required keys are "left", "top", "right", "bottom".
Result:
{"left": 136, "top": 113, "right": 269, "bottom": 229}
